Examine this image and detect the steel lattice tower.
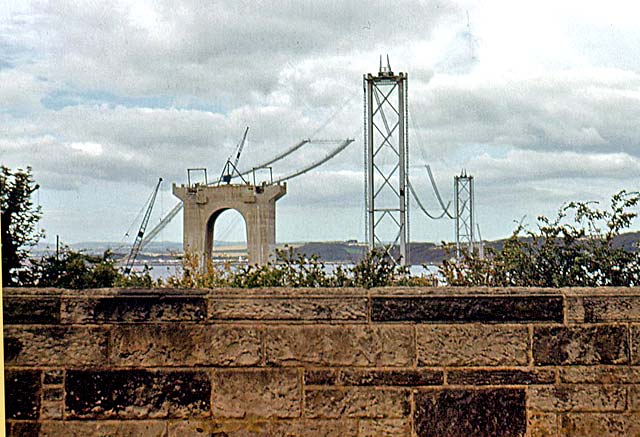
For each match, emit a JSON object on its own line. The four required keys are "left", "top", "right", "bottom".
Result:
{"left": 454, "top": 171, "right": 475, "bottom": 257}
{"left": 364, "top": 57, "right": 409, "bottom": 266}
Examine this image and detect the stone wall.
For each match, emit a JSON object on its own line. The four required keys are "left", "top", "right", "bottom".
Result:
{"left": 3, "top": 287, "right": 640, "bottom": 436}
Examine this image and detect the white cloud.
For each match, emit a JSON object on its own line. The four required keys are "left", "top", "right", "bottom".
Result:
{"left": 2, "top": 1, "right": 640, "bottom": 243}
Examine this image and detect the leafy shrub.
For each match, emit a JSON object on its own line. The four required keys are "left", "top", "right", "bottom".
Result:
{"left": 441, "top": 190, "right": 640, "bottom": 287}
{"left": 33, "top": 246, "right": 119, "bottom": 289}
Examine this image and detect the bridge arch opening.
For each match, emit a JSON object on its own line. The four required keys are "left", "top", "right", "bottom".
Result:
{"left": 205, "top": 208, "right": 248, "bottom": 263}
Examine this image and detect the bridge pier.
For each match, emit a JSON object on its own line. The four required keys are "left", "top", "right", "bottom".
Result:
{"left": 173, "top": 183, "right": 287, "bottom": 265}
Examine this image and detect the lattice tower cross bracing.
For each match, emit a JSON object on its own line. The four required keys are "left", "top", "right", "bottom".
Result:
{"left": 364, "top": 59, "right": 409, "bottom": 266}
{"left": 454, "top": 172, "right": 475, "bottom": 257}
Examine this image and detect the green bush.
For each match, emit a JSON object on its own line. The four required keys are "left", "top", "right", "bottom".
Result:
{"left": 441, "top": 190, "right": 640, "bottom": 287}
{"left": 34, "top": 246, "right": 119, "bottom": 289}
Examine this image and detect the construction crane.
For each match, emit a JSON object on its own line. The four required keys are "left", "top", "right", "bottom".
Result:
{"left": 124, "top": 177, "right": 163, "bottom": 274}
{"left": 219, "top": 126, "right": 249, "bottom": 184}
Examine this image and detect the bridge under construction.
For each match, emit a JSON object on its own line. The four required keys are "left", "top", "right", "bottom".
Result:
{"left": 124, "top": 57, "right": 480, "bottom": 269}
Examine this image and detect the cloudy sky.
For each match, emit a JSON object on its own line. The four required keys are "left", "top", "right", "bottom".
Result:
{"left": 2, "top": 0, "right": 640, "bottom": 247}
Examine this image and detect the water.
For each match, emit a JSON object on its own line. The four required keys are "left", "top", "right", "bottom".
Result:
{"left": 129, "top": 260, "right": 440, "bottom": 282}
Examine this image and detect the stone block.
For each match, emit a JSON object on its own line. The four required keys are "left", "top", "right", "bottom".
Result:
{"left": 168, "top": 420, "right": 270, "bottom": 436}
{"left": 304, "top": 388, "right": 409, "bottom": 418}
{"left": 359, "top": 419, "right": 411, "bottom": 436}
{"left": 533, "top": 325, "right": 629, "bottom": 365}
{"left": 3, "top": 297, "right": 60, "bottom": 324}
{"left": 559, "top": 366, "right": 640, "bottom": 384}
{"left": 339, "top": 369, "right": 443, "bottom": 386}
{"left": 62, "top": 296, "right": 206, "bottom": 323}
{"left": 43, "top": 369, "right": 64, "bottom": 385}
{"left": 65, "top": 370, "right": 211, "bottom": 419}
{"left": 414, "top": 388, "right": 526, "bottom": 437}
{"left": 110, "top": 324, "right": 261, "bottom": 366}
{"left": 39, "top": 421, "right": 169, "bottom": 437}
{"left": 629, "top": 385, "right": 640, "bottom": 410}
{"left": 417, "top": 325, "right": 529, "bottom": 366}
{"left": 565, "top": 295, "right": 585, "bottom": 323}
{"left": 561, "top": 413, "right": 640, "bottom": 436}
{"left": 265, "top": 325, "right": 414, "bottom": 367}
{"left": 528, "top": 385, "right": 626, "bottom": 412}
{"left": 212, "top": 369, "right": 301, "bottom": 418}
{"left": 8, "top": 422, "right": 41, "bottom": 437}
{"left": 269, "top": 420, "right": 359, "bottom": 436}
{"left": 527, "top": 412, "right": 557, "bottom": 437}
{"left": 630, "top": 325, "right": 640, "bottom": 364}
{"left": 4, "top": 326, "right": 108, "bottom": 366}
{"left": 5, "top": 370, "right": 41, "bottom": 420}
{"left": 448, "top": 369, "right": 555, "bottom": 385}
{"left": 372, "top": 295, "right": 563, "bottom": 322}
{"left": 43, "top": 387, "right": 63, "bottom": 401}
{"left": 304, "top": 369, "right": 338, "bottom": 385}
{"left": 209, "top": 297, "right": 367, "bottom": 321}
{"left": 584, "top": 296, "right": 640, "bottom": 322}
{"left": 40, "top": 401, "right": 63, "bottom": 419}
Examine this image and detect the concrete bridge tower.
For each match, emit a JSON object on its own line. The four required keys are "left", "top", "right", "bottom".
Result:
{"left": 173, "top": 182, "right": 286, "bottom": 265}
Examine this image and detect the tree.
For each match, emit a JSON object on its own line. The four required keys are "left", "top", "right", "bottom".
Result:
{"left": 1, "top": 166, "right": 44, "bottom": 286}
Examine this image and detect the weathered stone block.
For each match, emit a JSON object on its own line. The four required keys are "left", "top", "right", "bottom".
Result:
{"left": 339, "top": 369, "right": 443, "bottom": 386}
{"left": 527, "top": 412, "right": 557, "bottom": 437}
{"left": 304, "top": 369, "right": 338, "bottom": 385}
{"left": 4, "top": 326, "right": 108, "bottom": 366}
{"left": 565, "top": 295, "right": 585, "bottom": 323}
{"left": 43, "top": 387, "right": 63, "bottom": 401}
{"left": 40, "top": 401, "right": 63, "bottom": 419}
{"left": 559, "top": 366, "right": 640, "bottom": 384}
{"left": 65, "top": 370, "right": 211, "bottom": 419}
{"left": 212, "top": 369, "right": 301, "bottom": 418}
{"left": 8, "top": 422, "right": 41, "bottom": 437}
{"left": 417, "top": 325, "right": 529, "bottom": 366}
{"left": 628, "top": 385, "right": 640, "bottom": 410}
{"left": 110, "top": 325, "right": 261, "bottom": 366}
{"left": 43, "top": 369, "right": 64, "bottom": 385}
{"left": 168, "top": 419, "right": 270, "bottom": 436}
{"left": 269, "top": 420, "right": 359, "bottom": 437}
{"left": 3, "top": 297, "right": 60, "bottom": 324}
{"left": 266, "top": 325, "right": 414, "bottom": 367}
{"left": 448, "top": 369, "right": 555, "bottom": 386}
{"left": 528, "top": 385, "right": 626, "bottom": 412}
{"left": 561, "top": 413, "right": 640, "bottom": 436}
{"left": 414, "top": 389, "right": 526, "bottom": 437}
{"left": 62, "top": 296, "right": 206, "bottom": 323}
{"left": 630, "top": 325, "right": 640, "bottom": 364}
{"left": 304, "top": 388, "right": 409, "bottom": 418}
{"left": 372, "top": 295, "right": 563, "bottom": 322}
{"left": 359, "top": 419, "right": 411, "bottom": 436}
{"left": 533, "top": 325, "right": 629, "bottom": 365}
{"left": 209, "top": 297, "right": 367, "bottom": 321}
{"left": 584, "top": 296, "right": 640, "bottom": 322}
{"left": 39, "top": 421, "right": 169, "bottom": 437}
{"left": 5, "top": 370, "right": 41, "bottom": 420}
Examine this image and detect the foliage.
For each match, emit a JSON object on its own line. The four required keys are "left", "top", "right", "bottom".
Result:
{"left": 164, "top": 246, "right": 425, "bottom": 289}
{"left": 1, "top": 166, "right": 44, "bottom": 286}
{"left": 440, "top": 190, "right": 640, "bottom": 287}
{"left": 114, "top": 265, "right": 158, "bottom": 288}
{"left": 351, "top": 249, "right": 401, "bottom": 288}
{"left": 33, "top": 246, "right": 119, "bottom": 289}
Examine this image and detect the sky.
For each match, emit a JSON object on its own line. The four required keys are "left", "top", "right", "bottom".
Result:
{"left": 2, "top": 0, "right": 640, "bottom": 247}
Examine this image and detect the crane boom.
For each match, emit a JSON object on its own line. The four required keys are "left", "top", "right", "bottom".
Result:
{"left": 233, "top": 126, "right": 249, "bottom": 169}
{"left": 124, "top": 177, "right": 163, "bottom": 274}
